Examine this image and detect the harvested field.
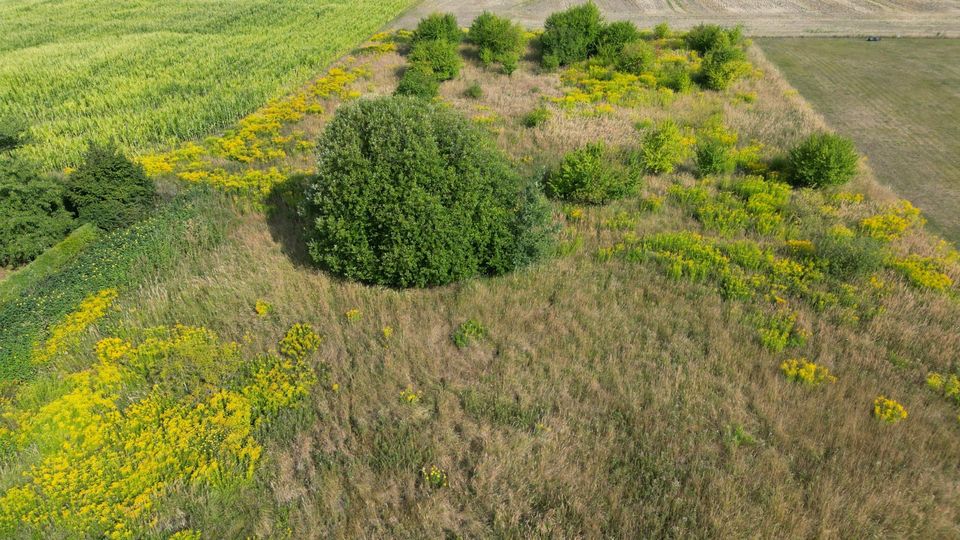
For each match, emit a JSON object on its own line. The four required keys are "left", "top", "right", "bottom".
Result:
{"left": 392, "top": 0, "right": 960, "bottom": 36}
{"left": 759, "top": 37, "right": 960, "bottom": 241}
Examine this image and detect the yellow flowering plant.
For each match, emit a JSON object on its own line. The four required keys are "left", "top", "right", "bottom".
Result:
{"left": 780, "top": 358, "right": 836, "bottom": 385}
{"left": 873, "top": 396, "right": 908, "bottom": 424}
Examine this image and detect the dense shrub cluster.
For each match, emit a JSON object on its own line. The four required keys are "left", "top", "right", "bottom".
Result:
{"left": 303, "top": 97, "right": 552, "bottom": 288}
{"left": 595, "top": 20, "right": 642, "bottom": 63}
{"left": 0, "top": 159, "right": 76, "bottom": 267}
{"left": 408, "top": 38, "right": 462, "bottom": 81}
{"left": 540, "top": 2, "right": 604, "bottom": 67}
{"left": 617, "top": 40, "right": 655, "bottom": 75}
{"left": 788, "top": 132, "right": 860, "bottom": 187}
{"left": 545, "top": 142, "right": 638, "bottom": 204}
{"left": 468, "top": 12, "right": 527, "bottom": 74}
{"left": 66, "top": 143, "right": 156, "bottom": 230}
{"left": 412, "top": 13, "right": 462, "bottom": 45}
{"left": 684, "top": 24, "right": 750, "bottom": 90}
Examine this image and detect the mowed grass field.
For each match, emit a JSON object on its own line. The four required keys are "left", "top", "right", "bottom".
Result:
{"left": 759, "top": 38, "right": 960, "bottom": 242}
{"left": 0, "top": 0, "right": 415, "bottom": 169}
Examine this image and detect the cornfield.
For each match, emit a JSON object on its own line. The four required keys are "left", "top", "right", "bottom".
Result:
{"left": 0, "top": 0, "right": 416, "bottom": 169}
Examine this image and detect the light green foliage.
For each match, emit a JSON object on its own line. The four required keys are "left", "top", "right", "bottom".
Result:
{"left": 545, "top": 142, "right": 638, "bottom": 204}
{"left": 469, "top": 12, "right": 527, "bottom": 74}
{"left": 653, "top": 22, "right": 671, "bottom": 40}
{"left": 596, "top": 21, "right": 642, "bottom": 64}
{"left": 618, "top": 41, "right": 656, "bottom": 75}
{"left": 412, "top": 12, "right": 462, "bottom": 45}
{"left": 522, "top": 107, "right": 552, "bottom": 128}
{"left": 0, "top": 224, "right": 98, "bottom": 306}
{"left": 788, "top": 132, "right": 860, "bottom": 188}
{"left": 0, "top": 0, "right": 416, "bottom": 169}
{"left": 453, "top": 319, "right": 487, "bottom": 348}
{"left": 637, "top": 120, "right": 689, "bottom": 174}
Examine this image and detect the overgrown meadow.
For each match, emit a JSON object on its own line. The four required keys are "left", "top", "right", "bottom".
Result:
{"left": 1, "top": 6, "right": 959, "bottom": 538}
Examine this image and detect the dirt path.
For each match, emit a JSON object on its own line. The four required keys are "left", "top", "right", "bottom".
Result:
{"left": 391, "top": 0, "right": 960, "bottom": 36}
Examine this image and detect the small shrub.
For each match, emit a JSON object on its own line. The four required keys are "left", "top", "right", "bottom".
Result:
{"left": 754, "top": 310, "right": 807, "bottom": 352}
{"left": 891, "top": 255, "right": 953, "bottom": 291}
{"left": 787, "top": 133, "right": 859, "bottom": 188}
{"left": 464, "top": 82, "right": 483, "bottom": 99}
{"left": 522, "top": 106, "right": 551, "bottom": 128}
{"left": 421, "top": 465, "right": 449, "bottom": 489}
{"left": 453, "top": 319, "right": 486, "bottom": 348}
{"left": 395, "top": 64, "right": 440, "bottom": 98}
{"left": 409, "top": 39, "right": 462, "bottom": 81}
{"left": 653, "top": 22, "right": 671, "bottom": 40}
{"left": 468, "top": 12, "right": 527, "bottom": 74}
{"left": 596, "top": 21, "right": 642, "bottom": 63}
{"left": 656, "top": 62, "right": 692, "bottom": 92}
{"left": 816, "top": 233, "right": 884, "bottom": 278}
{"left": 859, "top": 200, "right": 924, "bottom": 241}
{"left": 540, "top": 2, "right": 604, "bottom": 67}
{"left": 412, "top": 13, "right": 462, "bottom": 45}
{"left": 545, "top": 142, "right": 637, "bottom": 204}
{"left": 0, "top": 159, "right": 76, "bottom": 267}
{"left": 694, "top": 137, "right": 735, "bottom": 177}
{"left": 700, "top": 44, "right": 750, "bottom": 90}
{"left": 303, "top": 97, "right": 552, "bottom": 288}
{"left": 873, "top": 396, "right": 907, "bottom": 424}
{"left": 637, "top": 120, "right": 689, "bottom": 174}
{"left": 617, "top": 40, "right": 655, "bottom": 75}
{"left": 684, "top": 24, "right": 742, "bottom": 54}
{"left": 66, "top": 143, "right": 156, "bottom": 231}
{"left": 0, "top": 117, "right": 28, "bottom": 152}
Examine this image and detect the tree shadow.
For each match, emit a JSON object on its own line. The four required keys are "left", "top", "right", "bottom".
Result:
{"left": 265, "top": 173, "right": 314, "bottom": 268}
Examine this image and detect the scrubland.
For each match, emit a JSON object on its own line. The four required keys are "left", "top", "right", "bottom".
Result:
{"left": 1, "top": 11, "right": 959, "bottom": 539}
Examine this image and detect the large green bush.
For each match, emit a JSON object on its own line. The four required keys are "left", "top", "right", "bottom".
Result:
{"left": 412, "top": 13, "right": 462, "bottom": 45}
{"left": 545, "top": 143, "right": 638, "bottom": 204}
{"left": 788, "top": 133, "right": 860, "bottom": 188}
{"left": 409, "top": 39, "right": 462, "bottom": 81}
{"left": 657, "top": 62, "right": 693, "bottom": 92}
{"left": 303, "top": 97, "right": 552, "bottom": 288}
{"left": 694, "top": 136, "right": 736, "bottom": 177}
{"left": 468, "top": 12, "right": 526, "bottom": 74}
{"left": 540, "top": 2, "right": 603, "bottom": 67}
{"left": 66, "top": 143, "right": 156, "bottom": 230}
{"left": 637, "top": 120, "right": 689, "bottom": 174}
{"left": 395, "top": 64, "right": 440, "bottom": 98}
{"left": 0, "top": 159, "right": 76, "bottom": 267}
{"left": 595, "top": 21, "right": 641, "bottom": 64}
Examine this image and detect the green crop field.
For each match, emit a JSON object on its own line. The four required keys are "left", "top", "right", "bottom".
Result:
{"left": 758, "top": 38, "right": 960, "bottom": 242}
{"left": 0, "top": 0, "right": 415, "bottom": 169}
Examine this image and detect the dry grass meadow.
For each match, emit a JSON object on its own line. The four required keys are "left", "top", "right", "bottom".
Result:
{"left": 759, "top": 37, "right": 960, "bottom": 243}
{"left": 393, "top": 1, "right": 960, "bottom": 36}
{"left": 57, "top": 38, "right": 957, "bottom": 536}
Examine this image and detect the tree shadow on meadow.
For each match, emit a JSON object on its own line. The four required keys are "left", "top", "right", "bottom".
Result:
{"left": 265, "top": 173, "right": 315, "bottom": 268}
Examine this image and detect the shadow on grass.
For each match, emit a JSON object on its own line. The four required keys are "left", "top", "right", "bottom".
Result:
{"left": 265, "top": 173, "right": 314, "bottom": 268}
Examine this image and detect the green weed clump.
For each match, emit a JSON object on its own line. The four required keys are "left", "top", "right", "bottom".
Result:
{"left": 618, "top": 40, "right": 655, "bottom": 75}
{"left": 66, "top": 143, "right": 156, "bottom": 231}
{"left": 636, "top": 120, "right": 690, "bottom": 174}
{"left": 522, "top": 107, "right": 552, "bottom": 128}
{"left": 788, "top": 133, "right": 860, "bottom": 188}
{"left": 453, "top": 319, "right": 487, "bottom": 348}
{"left": 469, "top": 12, "right": 527, "bottom": 74}
{"left": 412, "top": 13, "right": 462, "bottom": 45}
{"left": 303, "top": 97, "right": 551, "bottom": 288}
{"left": 545, "top": 142, "right": 638, "bottom": 204}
